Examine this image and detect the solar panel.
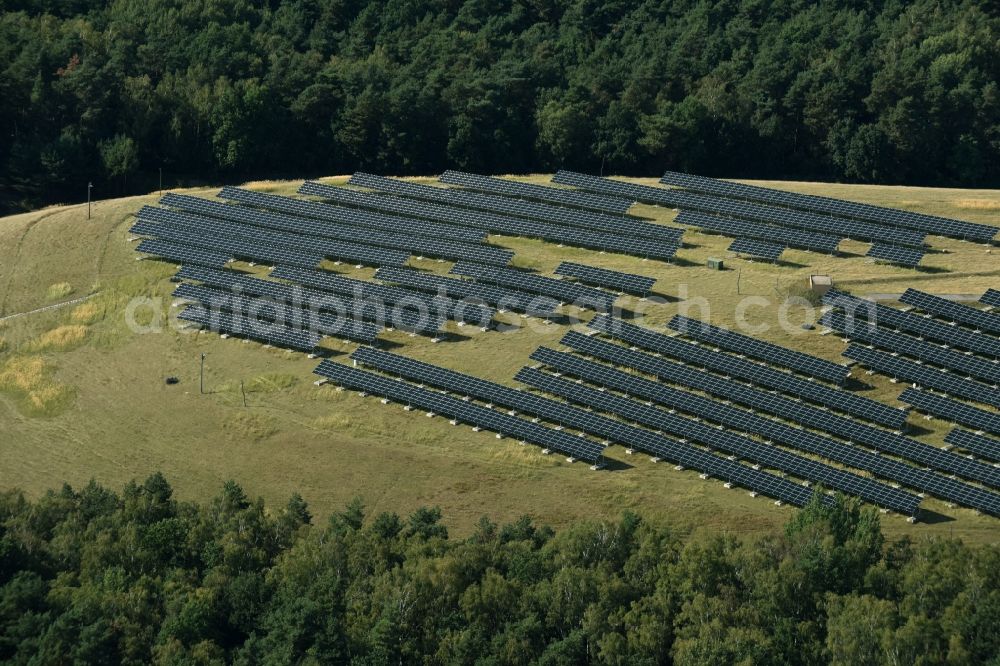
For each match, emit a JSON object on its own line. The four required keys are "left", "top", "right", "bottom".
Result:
{"left": 174, "top": 267, "right": 443, "bottom": 335}
{"left": 178, "top": 305, "right": 321, "bottom": 351}
{"left": 555, "top": 171, "right": 929, "bottom": 247}
{"left": 677, "top": 210, "right": 841, "bottom": 254}
{"left": 134, "top": 208, "right": 407, "bottom": 268}
{"left": 173, "top": 283, "right": 383, "bottom": 343}
{"left": 131, "top": 217, "right": 326, "bottom": 270}
{"left": 900, "top": 387, "right": 1000, "bottom": 437}
{"left": 727, "top": 237, "right": 785, "bottom": 261}
{"left": 823, "top": 289, "right": 1000, "bottom": 358}
{"left": 296, "top": 181, "right": 682, "bottom": 260}
{"left": 375, "top": 266, "right": 560, "bottom": 317}
{"left": 659, "top": 170, "right": 998, "bottom": 242}
{"left": 553, "top": 262, "right": 656, "bottom": 296}
{"left": 161, "top": 193, "right": 512, "bottom": 266}
{"left": 312, "top": 360, "right": 606, "bottom": 465}
{"left": 264, "top": 265, "right": 495, "bottom": 327}
{"left": 981, "top": 289, "right": 1000, "bottom": 308}
{"left": 518, "top": 351, "right": 918, "bottom": 514}
{"left": 589, "top": 315, "right": 907, "bottom": 429}
{"left": 669, "top": 315, "right": 849, "bottom": 385}
{"left": 556, "top": 331, "right": 1000, "bottom": 511}
{"left": 945, "top": 429, "right": 1000, "bottom": 463}
{"left": 844, "top": 344, "right": 1000, "bottom": 409}
{"left": 135, "top": 239, "right": 230, "bottom": 267}
{"left": 866, "top": 244, "right": 925, "bottom": 268}
{"left": 899, "top": 289, "right": 1000, "bottom": 336}
{"left": 821, "top": 311, "right": 1000, "bottom": 385}
{"left": 345, "top": 173, "right": 681, "bottom": 242}
{"left": 439, "top": 170, "right": 634, "bottom": 214}
{"left": 450, "top": 262, "right": 617, "bottom": 311}
{"left": 211, "top": 188, "right": 487, "bottom": 242}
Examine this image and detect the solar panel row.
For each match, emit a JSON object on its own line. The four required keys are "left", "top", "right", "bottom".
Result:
{"left": 178, "top": 305, "right": 321, "bottom": 351}
{"left": 213, "top": 187, "right": 487, "bottom": 242}
{"left": 135, "top": 239, "right": 230, "bottom": 268}
{"left": 821, "top": 311, "right": 1000, "bottom": 385}
{"left": 669, "top": 314, "right": 849, "bottom": 385}
{"left": 136, "top": 207, "right": 409, "bottom": 267}
{"left": 131, "top": 217, "right": 326, "bottom": 270}
{"left": 899, "top": 289, "right": 1000, "bottom": 336}
{"left": 556, "top": 332, "right": 1000, "bottom": 513}
{"left": 174, "top": 267, "right": 444, "bottom": 335}
{"left": 521, "top": 349, "right": 919, "bottom": 514}
{"left": 347, "top": 173, "right": 681, "bottom": 242}
{"left": 727, "top": 237, "right": 785, "bottom": 261}
{"left": 439, "top": 170, "right": 634, "bottom": 214}
{"left": 297, "top": 181, "right": 682, "bottom": 260}
{"left": 555, "top": 171, "right": 928, "bottom": 247}
{"left": 451, "top": 262, "right": 617, "bottom": 311}
{"left": 659, "top": 170, "right": 998, "bottom": 242}
{"left": 900, "top": 387, "right": 1000, "bottom": 437}
{"left": 589, "top": 315, "right": 907, "bottom": 429}
{"left": 375, "top": 266, "right": 560, "bottom": 316}
{"left": 173, "top": 283, "right": 383, "bottom": 343}
{"left": 349, "top": 348, "right": 912, "bottom": 512}
{"left": 313, "top": 360, "right": 606, "bottom": 464}
{"left": 845, "top": 344, "right": 1000, "bottom": 409}
{"left": 553, "top": 261, "right": 656, "bottom": 296}
{"left": 267, "top": 265, "right": 495, "bottom": 327}
{"left": 677, "top": 210, "right": 841, "bottom": 254}
{"left": 945, "top": 429, "right": 1000, "bottom": 463}
{"left": 161, "top": 193, "right": 513, "bottom": 266}
{"left": 866, "top": 244, "right": 925, "bottom": 268}
{"left": 823, "top": 290, "right": 1000, "bottom": 358}
{"left": 591, "top": 317, "right": 1000, "bottom": 486}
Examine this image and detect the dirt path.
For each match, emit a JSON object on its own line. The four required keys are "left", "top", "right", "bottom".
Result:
{"left": 0, "top": 292, "right": 99, "bottom": 323}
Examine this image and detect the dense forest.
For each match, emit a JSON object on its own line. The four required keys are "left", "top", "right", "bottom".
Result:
{"left": 1, "top": 475, "right": 998, "bottom": 664}
{"left": 1, "top": 0, "right": 999, "bottom": 213}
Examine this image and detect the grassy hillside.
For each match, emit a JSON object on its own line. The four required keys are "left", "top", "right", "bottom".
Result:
{"left": 1, "top": 176, "right": 999, "bottom": 543}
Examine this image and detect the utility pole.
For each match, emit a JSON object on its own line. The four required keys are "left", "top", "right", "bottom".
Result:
{"left": 87, "top": 182, "right": 93, "bottom": 219}
{"left": 200, "top": 353, "right": 206, "bottom": 394}
{"left": 240, "top": 380, "right": 247, "bottom": 408}
{"left": 159, "top": 167, "right": 162, "bottom": 195}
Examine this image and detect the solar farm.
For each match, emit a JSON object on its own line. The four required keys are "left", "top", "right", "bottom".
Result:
{"left": 2, "top": 170, "right": 1000, "bottom": 537}
{"left": 101, "top": 169, "right": 1000, "bottom": 523}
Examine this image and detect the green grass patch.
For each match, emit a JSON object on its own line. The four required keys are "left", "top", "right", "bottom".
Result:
{"left": 45, "top": 282, "right": 73, "bottom": 301}
{"left": 222, "top": 411, "right": 278, "bottom": 443}
{"left": 245, "top": 373, "right": 298, "bottom": 392}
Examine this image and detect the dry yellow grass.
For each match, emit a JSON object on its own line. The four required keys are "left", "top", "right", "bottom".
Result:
{"left": 956, "top": 199, "right": 1000, "bottom": 211}
{"left": 28, "top": 324, "right": 87, "bottom": 352}
{"left": 70, "top": 301, "right": 102, "bottom": 324}
{"left": 0, "top": 356, "right": 73, "bottom": 416}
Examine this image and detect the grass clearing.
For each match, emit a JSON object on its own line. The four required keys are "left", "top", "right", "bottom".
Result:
{"left": 0, "top": 175, "right": 997, "bottom": 542}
